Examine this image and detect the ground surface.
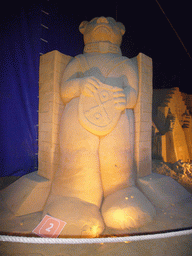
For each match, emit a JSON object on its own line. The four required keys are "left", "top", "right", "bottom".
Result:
{"left": 0, "top": 166, "right": 192, "bottom": 256}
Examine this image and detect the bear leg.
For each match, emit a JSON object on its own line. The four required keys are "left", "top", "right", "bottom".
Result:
{"left": 43, "top": 195, "right": 105, "bottom": 237}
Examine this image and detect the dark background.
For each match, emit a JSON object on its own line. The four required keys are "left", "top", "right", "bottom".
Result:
{"left": 0, "top": 0, "right": 192, "bottom": 176}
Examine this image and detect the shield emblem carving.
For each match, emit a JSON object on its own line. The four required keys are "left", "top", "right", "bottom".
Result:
{"left": 78, "top": 83, "right": 122, "bottom": 136}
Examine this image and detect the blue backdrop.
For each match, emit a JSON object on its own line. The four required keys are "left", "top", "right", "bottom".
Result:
{"left": 0, "top": 6, "right": 40, "bottom": 176}
{"left": 0, "top": 2, "right": 84, "bottom": 176}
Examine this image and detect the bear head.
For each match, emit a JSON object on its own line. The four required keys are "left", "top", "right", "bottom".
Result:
{"left": 79, "top": 17, "right": 125, "bottom": 46}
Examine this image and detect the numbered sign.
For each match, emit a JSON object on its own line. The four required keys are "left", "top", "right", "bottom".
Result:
{"left": 32, "top": 215, "right": 67, "bottom": 238}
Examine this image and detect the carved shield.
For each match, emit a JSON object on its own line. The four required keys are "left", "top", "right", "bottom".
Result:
{"left": 78, "top": 84, "right": 121, "bottom": 136}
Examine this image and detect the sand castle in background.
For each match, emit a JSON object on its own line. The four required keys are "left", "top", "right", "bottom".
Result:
{"left": 152, "top": 87, "right": 192, "bottom": 163}
{"left": 1, "top": 17, "right": 191, "bottom": 238}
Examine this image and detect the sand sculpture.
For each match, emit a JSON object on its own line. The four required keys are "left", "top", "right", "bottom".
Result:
{"left": 152, "top": 87, "right": 192, "bottom": 163}
{"left": 1, "top": 17, "right": 191, "bottom": 238}
{"left": 42, "top": 16, "right": 156, "bottom": 237}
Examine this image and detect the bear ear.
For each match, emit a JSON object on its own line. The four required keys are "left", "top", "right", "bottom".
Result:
{"left": 117, "top": 22, "right": 125, "bottom": 36}
{"left": 79, "top": 21, "right": 88, "bottom": 34}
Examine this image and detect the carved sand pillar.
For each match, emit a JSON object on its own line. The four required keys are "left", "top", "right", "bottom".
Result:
{"left": 38, "top": 50, "right": 72, "bottom": 180}
{"left": 134, "top": 53, "right": 153, "bottom": 178}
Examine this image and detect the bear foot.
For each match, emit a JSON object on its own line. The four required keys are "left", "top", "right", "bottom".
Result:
{"left": 101, "top": 186, "right": 156, "bottom": 230}
{"left": 43, "top": 196, "right": 105, "bottom": 238}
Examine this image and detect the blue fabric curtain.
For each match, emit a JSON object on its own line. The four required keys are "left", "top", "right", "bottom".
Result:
{"left": 0, "top": 6, "right": 41, "bottom": 176}
{"left": 0, "top": 2, "right": 83, "bottom": 177}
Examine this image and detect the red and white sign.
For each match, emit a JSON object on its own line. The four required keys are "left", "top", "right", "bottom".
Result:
{"left": 32, "top": 215, "right": 67, "bottom": 238}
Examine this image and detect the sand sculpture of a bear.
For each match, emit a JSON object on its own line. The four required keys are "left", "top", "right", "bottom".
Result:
{"left": 43, "top": 17, "right": 156, "bottom": 237}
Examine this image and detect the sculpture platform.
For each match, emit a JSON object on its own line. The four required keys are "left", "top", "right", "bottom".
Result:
{"left": 0, "top": 175, "right": 192, "bottom": 255}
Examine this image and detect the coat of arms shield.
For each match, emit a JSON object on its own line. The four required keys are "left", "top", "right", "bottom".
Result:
{"left": 78, "top": 83, "right": 122, "bottom": 136}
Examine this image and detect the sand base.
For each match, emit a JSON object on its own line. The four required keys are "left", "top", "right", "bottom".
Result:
{"left": 0, "top": 175, "right": 192, "bottom": 255}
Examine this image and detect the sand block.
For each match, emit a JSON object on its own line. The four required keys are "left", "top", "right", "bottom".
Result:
{"left": 38, "top": 50, "right": 72, "bottom": 181}
{"left": 137, "top": 173, "right": 192, "bottom": 208}
{"left": 1, "top": 172, "right": 51, "bottom": 216}
{"left": 134, "top": 53, "right": 153, "bottom": 178}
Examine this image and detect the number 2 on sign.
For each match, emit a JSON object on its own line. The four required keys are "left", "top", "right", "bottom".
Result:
{"left": 32, "top": 215, "right": 67, "bottom": 238}
{"left": 45, "top": 223, "right": 54, "bottom": 232}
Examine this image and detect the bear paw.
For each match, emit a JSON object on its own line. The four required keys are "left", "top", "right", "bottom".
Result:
{"left": 43, "top": 196, "right": 104, "bottom": 238}
{"left": 101, "top": 186, "right": 156, "bottom": 230}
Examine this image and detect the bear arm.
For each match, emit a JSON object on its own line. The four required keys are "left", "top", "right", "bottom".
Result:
{"left": 60, "top": 58, "right": 84, "bottom": 104}
{"left": 122, "top": 60, "right": 139, "bottom": 109}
